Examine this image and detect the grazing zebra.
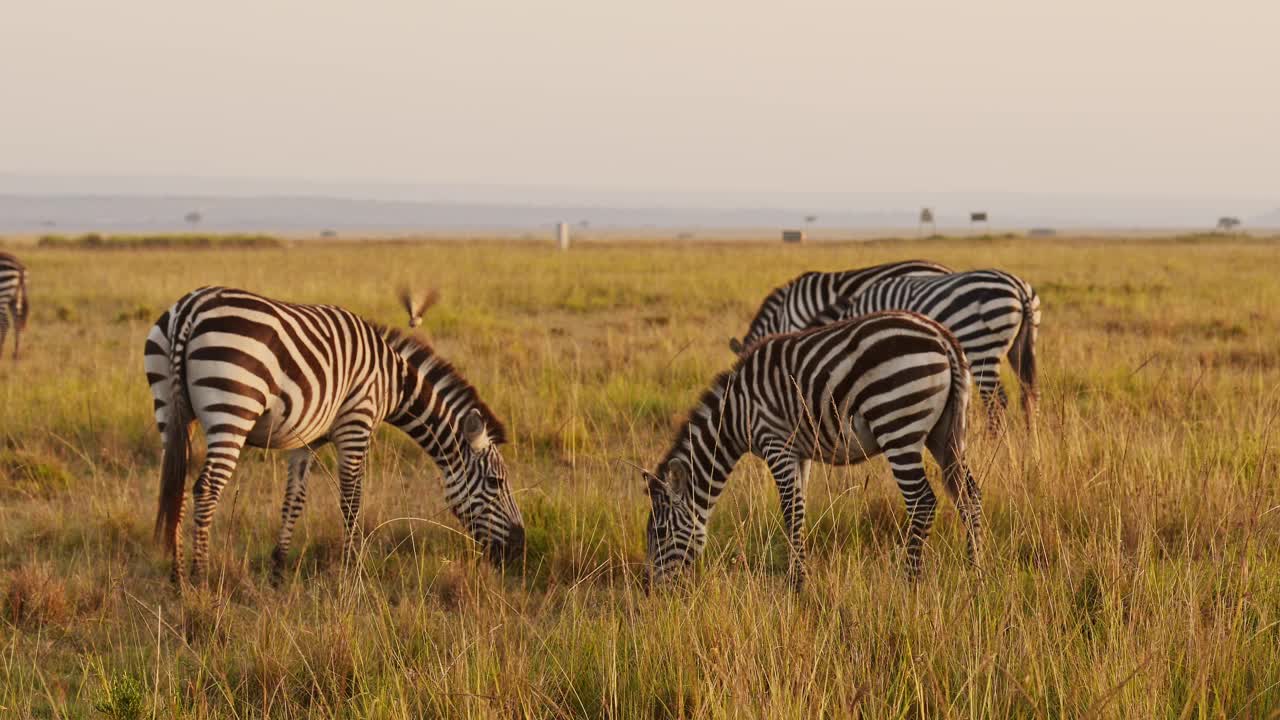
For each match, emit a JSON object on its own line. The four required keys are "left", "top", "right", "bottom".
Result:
{"left": 727, "top": 260, "right": 950, "bottom": 354}
{"left": 644, "top": 311, "right": 981, "bottom": 588}
{"left": 144, "top": 286, "right": 524, "bottom": 586}
{"left": 830, "top": 270, "right": 1040, "bottom": 428}
{"left": 0, "top": 252, "right": 29, "bottom": 361}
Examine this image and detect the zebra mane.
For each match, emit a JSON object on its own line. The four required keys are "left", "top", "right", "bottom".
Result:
{"left": 734, "top": 309, "right": 885, "bottom": 359}
{"left": 734, "top": 311, "right": 835, "bottom": 357}
{"left": 741, "top": 270, "right": 825, "bottom": 342}
{"left": 379, "top": 326, "right": 509, "bottom": 445}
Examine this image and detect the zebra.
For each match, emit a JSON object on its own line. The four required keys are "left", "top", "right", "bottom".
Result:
{"left": 829, "top": 270, "right": 1040, "bottom": 429}
{"left": 643, "top": 311, "right": 981, "bottom": 589}
{"left": 0, "top": 252, "right": 29, "bottom": 361}
{"left": 727, "top": 260, "right": 950, "bottom": 355}
{"left": 144, "top": 286, "right": 524, "bottom": 586}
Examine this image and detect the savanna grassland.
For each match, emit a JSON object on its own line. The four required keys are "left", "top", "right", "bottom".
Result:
{"left": 2, "top": 234, "right": 1279, "bottom": 718}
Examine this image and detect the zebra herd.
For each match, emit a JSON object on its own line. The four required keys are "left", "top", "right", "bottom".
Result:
{"left": 650, "top": 260, "right": 1037, "bottom": 588}
{"left": 0, "top": 252, "right": 1041, "bottom": 589}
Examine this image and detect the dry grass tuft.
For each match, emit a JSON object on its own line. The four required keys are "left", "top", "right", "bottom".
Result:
{"left": 3, "top": 561, "right": 69, "bottom": 629}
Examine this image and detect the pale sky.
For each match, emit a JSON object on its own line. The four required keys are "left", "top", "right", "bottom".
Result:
{"left": 2, "top": 0, "right": 1276, "bottom": 198}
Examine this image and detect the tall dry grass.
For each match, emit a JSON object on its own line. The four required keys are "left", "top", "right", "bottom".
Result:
{"left": 0, "top": 235, "right": 1278, "bottom": 717}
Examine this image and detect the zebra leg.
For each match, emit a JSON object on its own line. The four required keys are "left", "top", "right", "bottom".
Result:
{"left": 333, "top": 431, "right": 371, "bottom": 569}
{"left": 930, "top": 438, "right": 983, "bottom": 567}
{"left": 790, "top": 459, "right": 813, "bottom": 589}
{"left": 189, "top": 432, "right": 248, "bottom": 586}
{"left": 886, "top": 445, "right": 938, "bottom": 581}
{"left": 0, "top": 310, "right": 8, "bottom": 362}
{"left": 271, "top": 448, "right": 314, "bottom": 585}
{"left": 971, "top": 358, "right": 1008, "bottom": 434}
{"left": 948, "top": 462, "right": 983, "bottom": 567}
{"left": 764, "top": 446, "right": 809, "bottom": 590}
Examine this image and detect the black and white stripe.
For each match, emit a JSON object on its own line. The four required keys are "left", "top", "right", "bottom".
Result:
{"left": 144, "top": 286, "right": 524, "bottom": 585}
{"left": 729, "top": 260, "right": 950, "bottom": 353}
{"left": 0, "top": 252, "right": 29, "bottom": 361}
{"left": 644, "top": 311, "right": 981, "bottom": 588}
{"left": 835, "top": 269, "right": 1040, "bottom": 428}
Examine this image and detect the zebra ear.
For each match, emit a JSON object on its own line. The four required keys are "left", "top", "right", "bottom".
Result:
{"left": 643, "top": 469, "right": 666, "bottom": 498}
{"left": 728, "top": 337, "right": 744, "bottom": 354}
{"left": 462, "top": 408, "right": 490, "bottom": 450}
{"left": 667, "top": 458, "right": 692, "bottom": 498}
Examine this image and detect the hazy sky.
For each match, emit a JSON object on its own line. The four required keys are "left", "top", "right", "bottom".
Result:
{"left": 2, "top": 0, "right": 1276, "bottom": 198}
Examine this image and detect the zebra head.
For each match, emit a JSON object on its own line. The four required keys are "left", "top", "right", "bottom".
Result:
{"left": 644, "top": 458, "right": 705, "bottom": 586}
{"left": 447, "top": 408, "right": 525, "bottom": 566}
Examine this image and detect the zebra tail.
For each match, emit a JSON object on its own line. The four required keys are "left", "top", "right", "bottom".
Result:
{"left": 943, "top": 334, "right": 972, "bottom": 458}
{"left": 155, "top": 316, "right": 195, "bottom": 548}
{"left": 1008, "top": 289, "right": 1039, "bottom": 404}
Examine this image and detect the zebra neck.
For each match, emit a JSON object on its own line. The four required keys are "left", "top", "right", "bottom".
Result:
{"left": 387, "top": 367, "right": 475, "bottom": 474}
{"left": 392, "top": 406, "right": 475, "bottom": 474}
{"left": 669, "top": 446, "right": 746, "bottom": 528}
{"left": 664, "top": 382, "right": 749, "bottom": 526}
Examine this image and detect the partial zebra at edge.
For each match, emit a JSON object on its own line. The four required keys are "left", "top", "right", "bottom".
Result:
{"left": 0, "top": 251, "right": 29, "bottom": 361}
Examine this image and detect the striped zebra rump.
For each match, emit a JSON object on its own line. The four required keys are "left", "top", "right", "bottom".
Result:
{"left": 644, "top": 311, "right": 982, "bottom": 589}
{"left": 846, "top": 269, "right": 1040, "bottom": 428}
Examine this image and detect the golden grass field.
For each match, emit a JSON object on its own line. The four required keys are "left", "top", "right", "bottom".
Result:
{"left": 1, "top": 234, "right": 1279, "bottom": 718}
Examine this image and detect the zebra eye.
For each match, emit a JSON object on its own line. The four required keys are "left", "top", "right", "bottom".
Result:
{"left": 484, "top": 476, "right": 503, "bottom": 490}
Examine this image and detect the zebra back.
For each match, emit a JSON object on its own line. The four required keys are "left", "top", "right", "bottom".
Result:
{"left": 734, "top": 260, "right": 950, "bottom": 351}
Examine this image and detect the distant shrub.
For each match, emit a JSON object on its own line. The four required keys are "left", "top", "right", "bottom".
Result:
{"left": 93, "top": 672, "right": 147, "bottom": 720}
{"left": 37, "top": 233, "right": 284, "bottom": 250}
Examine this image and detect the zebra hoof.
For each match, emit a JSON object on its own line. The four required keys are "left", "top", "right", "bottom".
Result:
{"left": 269, "top": 549, "right": 289, "bottom": 587}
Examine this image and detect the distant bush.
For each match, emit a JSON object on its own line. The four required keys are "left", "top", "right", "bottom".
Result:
{"left": 93, "top": 672, "right": 147, "bottom": 720}
{"left": 37, "top": 233, "right": 284, "bottom": 250}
